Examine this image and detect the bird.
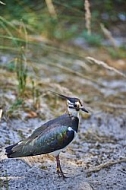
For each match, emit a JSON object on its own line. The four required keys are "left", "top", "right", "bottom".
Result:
{"left": 5, "top": 92, "right": 88, "bottom": 178}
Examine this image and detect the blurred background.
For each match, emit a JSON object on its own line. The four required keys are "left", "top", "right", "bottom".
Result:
{"left": 0, "top": 0, "right": 126, "bottom": 119}
{"left": 0, "top": 0, "right": 126, "bottom": 116}
{"left": 1, "top": 0, "right": 126, "bottom": 45}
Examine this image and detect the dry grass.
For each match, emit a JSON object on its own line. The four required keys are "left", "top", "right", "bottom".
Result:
{"left": 0, "top": 1, "right": 5, "bottom": 5}
{"left": 86, "top": 157, "right": 126, "bottom": 173}
{"left": 45, "top": 0, "right": 57, "bottom": 19}
{"left": 101, "top": 24, "right": 117, "bottom": 48}
{"left": 86, "top": 56, "right": 126, "bottom": 78}
{"left": 84, "top": 0, "right": 91, "bottom": 35}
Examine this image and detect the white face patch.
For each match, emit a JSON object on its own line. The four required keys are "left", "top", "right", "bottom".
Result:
{"left": 75, "top": 101, "right": 80, "bottom": 106}
{"left": 67, "top": 99, "right": 83, "bottom": 118}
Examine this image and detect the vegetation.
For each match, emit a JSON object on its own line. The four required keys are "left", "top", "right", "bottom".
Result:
{"left": 0, "top": 0, "right": 125, "bottom": 115}
{"left": 15, "top": 47, "right": 27, "bottom": 95}
{"left": 0, "top": 0, "right": 125, "bottom": 43}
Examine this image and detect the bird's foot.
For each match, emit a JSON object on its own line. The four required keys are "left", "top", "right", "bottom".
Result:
{"left": 57, "top": 167, "right": 68, "bottom": 179}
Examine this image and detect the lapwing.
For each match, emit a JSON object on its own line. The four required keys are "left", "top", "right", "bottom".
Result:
{"left": 5, "top": 93, "right": 88, "bottom": 178}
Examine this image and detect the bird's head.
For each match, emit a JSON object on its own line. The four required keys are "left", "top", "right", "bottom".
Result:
{"left": 51, "top": 91, "right": 88, "bottom": 117}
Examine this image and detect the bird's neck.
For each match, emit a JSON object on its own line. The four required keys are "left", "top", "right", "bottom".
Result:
{"left": 67, "top": 108, "right": 80, "bottom": 119}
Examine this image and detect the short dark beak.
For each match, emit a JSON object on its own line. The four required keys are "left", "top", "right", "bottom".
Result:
{"left": 80, "top": 107, "right": 89, "bottom": 113}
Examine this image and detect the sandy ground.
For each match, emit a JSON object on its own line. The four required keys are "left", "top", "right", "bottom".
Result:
{"left": 0, "top": 48, "right": 126, "bottom": 190}
{"left": 0, "top": 111, "right": 126, "bottom": 190}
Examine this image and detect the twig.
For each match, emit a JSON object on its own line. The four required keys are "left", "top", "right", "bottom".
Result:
{"left": 0, "top": 176, "right": 23, "bottom": 180}
{"left": 84, "top": 0, "right": 91, "bottom": 35}
{"left": 0, "top": 108, "right": 3, "bottom": 121}
{"left": 86, "top": 157, "right": 126, "bottom": 173}
{"left": 0, "top": 1, "right": 5, "bottom": 5}
{"left": 86, "top": 56, "right": 126, "bottom": 78}
{"left": 101, "top": 23, "right": 117, "bottom": 48}
{"left": 45, "top": 0, "right": 57, "bottom": 19}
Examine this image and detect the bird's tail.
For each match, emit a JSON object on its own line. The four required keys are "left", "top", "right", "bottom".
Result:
{"left": 5, "top": 143, "right": 19, "bottom": 158}
{"left": 5, "top": 140, "right": 37, "bottom": 158}
{"left": 5, "top": 141, "right": 29, "bottom": 158}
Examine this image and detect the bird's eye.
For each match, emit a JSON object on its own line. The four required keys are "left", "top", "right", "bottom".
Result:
{"left": 74, "top": 104, "right": 78, "bottom": 108}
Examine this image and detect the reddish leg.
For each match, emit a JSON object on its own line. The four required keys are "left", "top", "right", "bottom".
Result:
{"left": 56, "top": 155, "right": 67, "bottom": 179}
